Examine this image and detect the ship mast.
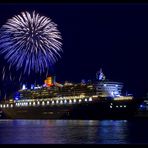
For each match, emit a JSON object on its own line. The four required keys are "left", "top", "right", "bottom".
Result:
{"left": 96, "top": 68, "right": 106, "bottom": 81}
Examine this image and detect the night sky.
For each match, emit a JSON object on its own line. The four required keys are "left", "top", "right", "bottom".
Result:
{"left": 0, "top": 3, "right": 148, "bottom": 98}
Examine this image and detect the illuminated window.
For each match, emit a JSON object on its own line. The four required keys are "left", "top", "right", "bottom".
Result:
{"left": 3, "top": 105, "right": 6, "bottom": 108}
{"left": 116, "top": 105, "right": 118, "bottom": 108}
{"left": 64, "top": 100, "right": 67, "bottom": 103}
{"left": 120, "top": 105, "right": 122, "bottom": 108}
{"left": 69, "top": 100, "right": 72, "bottom": 104}
{"left": 33, "top": 102, "right": 36, "bottom": 106}
{"left": 60, "top": 100, "right": 63, "bottom": 104}
{"left": 79, "top": 99, "right": 82, "bottom": 102}
{"left": 47, "top": 101, "right": 49, "bottom": 105}
{"left": 42, "top": 101, "right": 45, "bottom": 106}
{"left": 29, "top": 102, "right": 32, "bottom": 106}
{"left": 124, "top": 105, "right": 126, "bottom": 108}
{"left": 37, "top": 101, "right": 40, "bottom": 105}
{"left": 56, "top": 100, "right": 59, "bottom": 104}
{"left": 89, "top": 97, "right": 92, "bottom": 101}
{"left": 52, "top": 101, "right": 54, "bottom": 104}
{"left": 85, "top": 99, "right": 87, "bottom": 102}
{"left": 10, "top": 104, "right": 13, "bottom": 108}
{"left": 74, "top": 99, "right": 76, "bottom": 103}
{"left": 110, "top": 106, "right": 112, "bottom": 108}
{"left": 6, "top": 104, "right": 9, "bottom": 107}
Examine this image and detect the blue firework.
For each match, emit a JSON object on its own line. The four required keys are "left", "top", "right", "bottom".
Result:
{"left": 0, "top": 11, "right": 62, "bottom": 75}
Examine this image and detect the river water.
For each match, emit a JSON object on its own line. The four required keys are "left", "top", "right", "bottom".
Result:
{"left": 0, "top": 119, "right": 148, "bottom": 144}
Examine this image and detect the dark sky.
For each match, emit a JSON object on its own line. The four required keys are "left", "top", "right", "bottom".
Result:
{"left": 0, "top": 3, "right": 148, "bottom": 98}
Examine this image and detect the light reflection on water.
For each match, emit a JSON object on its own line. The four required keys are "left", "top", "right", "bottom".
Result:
{"left": 0, "top": 119, "right": 147, "bottom": 144}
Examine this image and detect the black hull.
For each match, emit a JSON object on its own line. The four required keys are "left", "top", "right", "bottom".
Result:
{"left": 0, "top": 100, "right": 139, "bottom": 120}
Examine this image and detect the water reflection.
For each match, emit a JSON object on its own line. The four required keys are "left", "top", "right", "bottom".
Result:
{"left": 0, "top": 119, "right": 147, "bottom": 144}
{"left": 96, "top": 120, "right": 129, "bottom": 144}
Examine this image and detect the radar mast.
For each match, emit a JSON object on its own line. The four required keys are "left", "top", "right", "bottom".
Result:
{"left": 96, "top": 68, "right": 106, "bottom": 81}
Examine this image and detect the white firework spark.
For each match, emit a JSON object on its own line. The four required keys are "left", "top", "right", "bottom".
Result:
{"left": 0, "top": 11, "right": 62, "bottom": 75}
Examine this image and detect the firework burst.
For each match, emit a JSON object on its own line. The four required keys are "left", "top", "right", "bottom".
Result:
{"left": 0, "top": 11, "right": 62, "bottom": 75}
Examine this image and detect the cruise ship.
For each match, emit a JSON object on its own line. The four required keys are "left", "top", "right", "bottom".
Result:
{"left": 0, "top": 69, "right": 140, "bottom": 119}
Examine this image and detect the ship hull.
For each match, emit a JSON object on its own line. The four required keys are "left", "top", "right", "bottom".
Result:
{"left": 0, "top": 100, "right": 139, "bottom": 119}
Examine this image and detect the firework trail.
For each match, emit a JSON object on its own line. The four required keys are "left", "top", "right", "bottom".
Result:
{"left": 0, "top": 11, "right": 62, "bottom": 75}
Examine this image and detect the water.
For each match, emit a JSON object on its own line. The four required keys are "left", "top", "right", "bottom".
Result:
{"left": 0, "top": 119, "right": 148, "bottom": 144}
